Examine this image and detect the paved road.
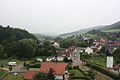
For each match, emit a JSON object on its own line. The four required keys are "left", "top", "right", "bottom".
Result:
{"left": 10, "top": 63, "right": 27, "bottom": 73}
{"left": 72, "top": 47, "right": 82, "bottom": 66}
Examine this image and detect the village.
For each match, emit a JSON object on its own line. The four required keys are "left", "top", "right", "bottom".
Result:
{"left": 0, "top": 34, "right": 120, "bottom": 80}
{"left": 0, "top": 0, "right": 120, "bottom": 80}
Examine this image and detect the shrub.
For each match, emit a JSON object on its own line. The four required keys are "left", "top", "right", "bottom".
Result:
{"left": 29, "top": 63, "right": 41, "bottom": 68}
{"left": 87, "top": 63, "right": 119, "bottom": 80}
{"left": 9, "top": 66, "right": 12, "bottom": 71}
{"left": 1, "top": 64, "right": 4, "bottom": 68}
{"left": 73, "top": 66, "right": 79, "bottom": 69}
{"left": 68, "top": 65, "right": 73, "bottom": 70}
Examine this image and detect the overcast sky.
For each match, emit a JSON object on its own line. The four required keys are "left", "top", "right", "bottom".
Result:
{"left": 0, "top": 0, "right": 120, "bottom": 34}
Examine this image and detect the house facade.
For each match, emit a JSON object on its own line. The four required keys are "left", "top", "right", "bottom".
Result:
{"left": 24, "top": 62, "right": 68, "bottom": 80}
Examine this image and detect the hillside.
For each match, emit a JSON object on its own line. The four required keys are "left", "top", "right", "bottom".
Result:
{"left": 33, "top": 33, "right": 56, "bottom": 40}
{"left": 0, "top": 25, "right": 37, "bottom": 43}
{"left": 59, "top": 21, "right": 120, "bottom": 37}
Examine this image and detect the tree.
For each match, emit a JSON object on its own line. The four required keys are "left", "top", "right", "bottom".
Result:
{"left": 1, "top": 64, "right": 4, "bottom": 68}
{"left": 9, "top": 66, "right": 13, "bottom": 71}
{"left": 85, "top": 69, "right": 95, "bottom": 80}
{"left": 113, "top": 47, "right": 120, "bottom": 64}
{"left": 15, "top": 39, "right": 37, "bottom": 59}
{"left": 0, "top": 45, "right": 4, "bottom": 58}
{"left": 47, "top": 68, "right": 55, "bottom": 80}
{"left": 33, "top": 69, "right": 55, "bottom": 80}
{"left": 23, "top": 62, "right": 26, "bottom": 67}
{"left": 33, "top": 72, "right": 47, "bottom": 80}
{"left": 26, "top": 64, "right": 29, "bottom": 70}
{"left": 64, "top": 57, "right": 69, "bottom": 62}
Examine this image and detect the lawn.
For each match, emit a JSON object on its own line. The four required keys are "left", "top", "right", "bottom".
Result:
{"left": 68, "top": 69, "right": 85, "bottom": 79}
{"left": 3, "top": 73, "right": 24, "bottom": 80}
{"left": 87, "top": 56, "right": 106, "bottom": 67}
{"left": 102, "top": 29, "right": 120, "bottom": 33}
{"left": 0, "top": 70, "right": 8, "bottom": 79}
{"left": 0, "top": 59, "right": 30, "bottom": 68}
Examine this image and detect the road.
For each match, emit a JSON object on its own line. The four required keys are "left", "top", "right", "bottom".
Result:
{"left": 10, "top": 63, "right": 27, "bottom": 73}
{"left": 72, "top": 47, "right": 114, "bottom": 80}
{"left": 72, "top": 47, "right": 82, "bottom": 66}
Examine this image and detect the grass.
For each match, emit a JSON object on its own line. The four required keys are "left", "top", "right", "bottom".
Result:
{"left": 85, "top": 34, "right": 99, "bottom": 38}
{"left": 0, "top": 70, "right": 8, "bottom": 79}
{"left": 3, "top": 73, "right": 24, "bottom": 80}
{"left": 0, "top": 59, "right": 31, "bottom": 68}
{"left": 102, "top": 29, "right": 120, "bottom": 33}
{"left": 86, "top": 56, "right": 106, "bottom": 67}
{"left": 68, "top": 69, "right": 85, "bottom": 79}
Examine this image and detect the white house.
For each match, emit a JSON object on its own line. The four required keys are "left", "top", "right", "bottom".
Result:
{"left": 8, "top": 62, "right": 17, "bottom": 66}
{"left": 53, "top": 42, "right": 60, "bottom": 48}
{"left": 36, "top": 58, "right": 43, "bottom": 62}
{"left": 46, "top": 56, "right": 55, "bottom": 62}
{"left": 85, "top": 47, "right": 93, "bottom": 54}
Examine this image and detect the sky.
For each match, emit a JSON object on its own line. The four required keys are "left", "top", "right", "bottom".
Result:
{"left": 0, "top": 0, "right": 120, "bottom": 35}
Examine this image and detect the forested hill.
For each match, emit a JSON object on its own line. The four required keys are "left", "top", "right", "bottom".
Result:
{"left": 0, "top": 25, "right": 37, "bottom": 43}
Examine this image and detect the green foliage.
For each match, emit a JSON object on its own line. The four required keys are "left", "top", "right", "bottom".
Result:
{"left": 9, "top": 66, "right": 12, "bottom": 71}
{"left": 29, "top": 63, "right": 41, "bottom": 68}
{"left": 85, "top": 69, "right": 95, "bottom": 80}
{"left": 14, "top": 39, "right": 37, "bottom": 59}
{"left": 23, "top": 62, "right": 26, "bottom": 67}
{"left": 0, "top": 25, "right": 36, "bottom": 44}
{"left": 63, "top": 57, "right": 73, "bottom": 62}
{"left": 33, "top": 70, "right": 55, "bottom": 80}
{"left": 68, "top": 65, "right": 73, "bottom": 70}
{"left": 73, "top": 66, "right": 79, "bottom": 69}
{"left": 47, "top": 69, "right": 55, "bottom": 80}
{"left": 26, "top": 65, "right": 29, "bottom": 70}
{"left": 0, "top": 45, "right": 4, "bottom": 58}
{"left": 87, "top": 63, "right": 119, "bottom": 80}
{"left": 80, "top": 53, "right": 106, "bottom": 66}
{"left": 113, "top": 47, "right": 120, "bottom": 64}
{"left": 0, "top": 64, "right": 4, "bottom": 68}
{"left": 69, "top": 69, "right": 85, "bottom": 79}
{"left": 33, "top": 72, "right": 47, "bottom": 80}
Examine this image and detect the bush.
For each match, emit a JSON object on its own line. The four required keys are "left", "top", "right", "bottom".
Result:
{"left": 73, "top": 66, "right": 79, "bottom": 69}
{"left": 29, "top": 63, "right": 41, "bottom": 68}
{"left": 9, "top": 66, "right": 12, "bottom": 71}
{"left": 1, "top": 64, "right": 4, "bottom": 68}
{"left": 87, "top": 63, "right": 119, "bottom": 80}
{"left": 68, "top": 66, "right": 73, "bottom": 70}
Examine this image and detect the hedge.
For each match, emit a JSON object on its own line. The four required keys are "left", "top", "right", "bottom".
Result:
{"left": 86, "top": 63, "right": 120, "bottom": 80}
{"left": 29, "top": 63, "right": 41, "bottom": 68}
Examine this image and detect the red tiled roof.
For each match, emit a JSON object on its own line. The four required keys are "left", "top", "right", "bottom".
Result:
{"left": 24, "top": 70, "right": 38, "bottom": 80}
{"left": 65, "top": 46, "right": 76, "bottom": 57}
{"left": 40, "top": 62, "right": 68, "bottom": 75}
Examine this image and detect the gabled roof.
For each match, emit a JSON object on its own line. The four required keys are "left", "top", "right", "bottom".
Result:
{"left": 24, "top": 70, "right": 38, "bottom": 80}
{"left": 40, "top": 62, "right": 68, "bottom": 75}
{"left": 65, "top": 46, "right": 76, "bottom": 57}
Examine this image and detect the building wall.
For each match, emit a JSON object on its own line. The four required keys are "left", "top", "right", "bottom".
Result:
{"left": 55, "top": 75, "right": 63, "bottom": 80}
{"left": 57, "top": 57, "right": 64, "bottom": 61}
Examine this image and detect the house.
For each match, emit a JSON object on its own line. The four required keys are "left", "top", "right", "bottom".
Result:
{"left": 53, "top": 42, "right": 60, "bottom": 48}
{"left": 85, "top": 47, "right": 93, "bottom": 54}
{"left": 105, "top": 44, "right": 117, "bottom": 53}
{"left": 24, "top": 71, "right": 38, "bottom": 80}
{"left": 46, "top": 56, "right": 55, "bottom": 62}
{"left": 40, "top": 62, "right": 68, "bottom": 80}
{"left": 65, "top": 46, "right": 76, "bottom": 59}
{"left": 24, "top": 62, "right": 69, "bottom": 80}
{"left": 8, "top": 62, "right": 17, "bottom": 66}
{"left": 36, "top": 58, "right": 43, "bottom": 62}
{"left": 56, "top": 50, "right": 66, "bottom": 61}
